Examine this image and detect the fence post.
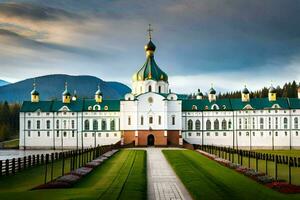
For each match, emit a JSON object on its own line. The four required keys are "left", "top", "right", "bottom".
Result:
{"left": 248, "top": 151, "right": 250, "bottom": 168}
{"left": 18, "top": 158, "right": 21, "bottom": 172}
{"left": 12, "top": 158, "right": 15, "bottom": 175}
{"left": 275, "top": 155, "right": 278, "bottom": 181}
{"left": 5, "top": 159, "right": 9, "bottom": 176}
{"left": 288, "top": 156, "right": 291, "bottom": 184}
{"left": 62, "top": 152, "right": 65, "bottom": 176}
{"left": 255, "top": 153, "right": 258, "bottom": 172}
{"left": 45, "top": 154, "right": 49, "bottom": 184}
{"left": 51, "top": 153, "right": 54, "bottom": 181}
{"left": 0, "top": 160, "right": 2, "bottom": 176}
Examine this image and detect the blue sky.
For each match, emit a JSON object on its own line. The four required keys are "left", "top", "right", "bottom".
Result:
{"left": 0, "top": 0, "right": 299, "bottom": 94}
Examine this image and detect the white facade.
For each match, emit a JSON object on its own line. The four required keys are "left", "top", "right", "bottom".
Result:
{"left": 19, "top": 38, "right": 300, "bottom": 149}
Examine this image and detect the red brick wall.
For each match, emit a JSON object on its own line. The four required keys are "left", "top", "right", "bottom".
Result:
{"left": 123, "top": 131, "right": 136, "bottom": 145}
{"left": 167, "top": 130, "right": 180, "bottom": 145}
{"left": 137, "top": 130, "right": 167, "bottom": 146}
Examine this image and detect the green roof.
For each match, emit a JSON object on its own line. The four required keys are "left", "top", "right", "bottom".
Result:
{"left": 230, "top": 98, "right": 289, "bottom": 110}
{"left": 132, "top": 40, "right": 168, "bottom": 82}
{"left": 182, "top": 99, "right": 231, "bottom": 111}
{"left": 21, "top": 99, "right": 120, "bottom": 112}
{"left": 83, "top": 100, "right": 120, "bottom": 111}
{"left": 288, "top": 98, "right": 300, "bottom": 109}
{"left": 182, "top": 98, "right": 291, "bottom": 111}
{"left": 21, "top": 101, "right": 52, "bottom": 112}
{"left": 52, "top": 100, "right": 83, "bottom": 112}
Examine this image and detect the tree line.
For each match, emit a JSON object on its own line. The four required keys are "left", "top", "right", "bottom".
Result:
{"left": 0, "top": 102, "right": 20, "bottom": 142}
{"left": 189, "top": 81, "right": 299, "bottom": 99}
{"left": 218, "top": 81, "right": 299, "bottom": 99}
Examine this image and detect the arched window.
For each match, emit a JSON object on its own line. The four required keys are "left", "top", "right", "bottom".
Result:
{"left": 244, "top": 118, "right": 247, "bottom": 129}
{"left": 101, "top": 120, "right": 107, "bottom": 130}
{"left": 260, "top": 118, "right": 264, "bottom": 129}
{"left": 188, "top": 119, "right": 193, "bottom": 130}
{"left": 284, "top": 117, "right": 288, "bottom": 129}
{"left": 27, "top": 120, "right": 31, "bottom": 129}
{"left": 206, "top": 120, "right": 211, "bottom": 130}
{"left": 195, "top": 120, "right": 201, "bottom": 130}
{"left": 84, "top": 120, "right": 89, "bottom": 130}
{"left": 93, "top": 120, "right": 98, "bottom": 131}
{"left": 294, "top": 118, "right": 298, "bottom": 129}
{"left": 222, "top": 119, "right": 227, "bottom": 130}
{"left": 228, "top": 120, "right": 232, "bottom": 129}
{"left": 158, "top": 86, "right": 161, "bottom": 93}
{"left": 46, "top": 120, "right": 51, "bottom": 129}
{"left": 110, "top": 120, "right": 115, "bottom": 131}
{"left": 214, "top": 119, "right": 219, "bottom": 130}
{"left": 148, "top": 85, "right": 152, "bottom": 92}
{"left": 56, "top": 120, "right": 59, "bottom": 129}
{"left": 149, "top": 116, "right": 153, "bottom": 124}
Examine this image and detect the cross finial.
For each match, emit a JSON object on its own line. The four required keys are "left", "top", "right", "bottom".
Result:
{"left": 33, "top": 78, "right": 36, "bottom": 89}
{"left": 147, "top": 24, "right": 153, "bottom": 40}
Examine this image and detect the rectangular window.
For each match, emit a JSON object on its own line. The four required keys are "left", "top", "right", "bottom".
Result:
{"left": 46, "top": 120, "right": 51, "bottom": 129}
{"left": 196, "top": 132, "right": 201, "bottom": 136}
{"left": 128, "top": 116, "right": 131, "bottom": 125}
{"left": 172, "top": 116, "right": 175, "bottom": 125}
{"left": 72, "top": 131, "right": 75, "bottom": 137}
{"left": 98, "top": 133, "right": 101, "bottom": 137}
{"left": 28, "top": 131, "right": 31, "bottom": 137}
{"left": 158, "top": 116, "right": 161, "bottom": 125}
{"left": 57, "top": 131, "right": 59, "bottom": 137}
{"left": 47, "top": 131, "right": 50, "bottom": 137}
{"left": 106, "top": 133, "right": 109, "bottom": 137}
{"left": 72, "top": 120, "right": 75, "bottom": 129}
{"left": 37, "top": 131, "right": 40, "bottom": 137}
{"left": 37, "top": 120, "right": 40, "bottom": 129}
{"left": 141, "top": 116, "right": 144, "bottom": 125}
{"left": 64, "top": 132, "right": 67, "bottom": 137}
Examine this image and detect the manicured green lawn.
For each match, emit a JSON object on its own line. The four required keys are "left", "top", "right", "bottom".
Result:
{"left": 0, "top": 150, "right": 147, "bottom": 200}
{"left": 0, "top": 139, "right": 19, "bottom": 148}
{"left": 163, "top": 150, "right": 300, "bottom": 200}
{"left": 254, "top": 150, "right": 300, "bottom": 157}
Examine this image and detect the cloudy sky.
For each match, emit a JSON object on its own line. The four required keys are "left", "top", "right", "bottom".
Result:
{"left": 0, "top": 0, "right": 299, "bottom": 94}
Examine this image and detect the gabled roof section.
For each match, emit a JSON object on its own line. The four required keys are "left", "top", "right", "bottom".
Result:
{"left": 21, "top": 101, "right": 52, "bottom": 112}
{"left": 83, "top": 99, "right": 120, "bottom": 111}
{"left": 230, "top": 98, "right": 289, "bottom": 110}
{"left": 51, "top": 100, "right": 83, "bottom": 112}
{"left": 182, "top": 99, "right": 232, "bottom": 111}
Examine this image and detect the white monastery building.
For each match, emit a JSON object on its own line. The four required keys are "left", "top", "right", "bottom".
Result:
{"left": 19, "top": 30, "right": 300, "bottom": 150}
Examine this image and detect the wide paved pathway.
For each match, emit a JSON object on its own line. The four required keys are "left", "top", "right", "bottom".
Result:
{"left": 147, "top": 148, "right": 193, "bottom": 200}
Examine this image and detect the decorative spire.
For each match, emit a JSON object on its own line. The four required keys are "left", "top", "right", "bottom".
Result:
{"left": 147, "top": 24, "right": 153, "bottom": 40}
{"left": 33, "top": 78, "right": 36, "bottom": 90}
{"left": 65, "top": 81, "right": 68, "bottom": 91}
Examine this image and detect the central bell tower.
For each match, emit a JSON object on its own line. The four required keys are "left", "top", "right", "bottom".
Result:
{"left": 131, "top": 24, "right": 169, "bottom": 95}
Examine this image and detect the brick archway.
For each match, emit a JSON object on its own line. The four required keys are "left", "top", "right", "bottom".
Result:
{"left": 147, "top": 134, "right": 155, "bottom": 146}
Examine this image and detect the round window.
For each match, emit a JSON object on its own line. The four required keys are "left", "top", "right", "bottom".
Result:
{"left": 148, "top": 97, "right": 153, "bottom": 103}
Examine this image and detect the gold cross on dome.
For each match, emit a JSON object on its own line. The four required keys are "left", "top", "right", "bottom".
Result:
{"left": 147, "top": 24, "right": 153, "bottom": 40}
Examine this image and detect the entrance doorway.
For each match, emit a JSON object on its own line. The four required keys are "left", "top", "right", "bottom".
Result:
{"left": 147, "top": 134, "right": 155, "bottom": 146}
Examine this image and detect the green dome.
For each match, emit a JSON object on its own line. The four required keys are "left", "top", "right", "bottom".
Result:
{"left": 196, "top": 89, "right": 203, "bottom": 96}
{"left": 144, "top": 40, "right": 156, "bottom": 52}
{"left": 242, "top": 87, "right": 249, "bottom": 94}
{"left": 132, "top": 40, "right": 168, "bottom": 82}
{"left": 63, "top": 89, "right": 71, "bottom": 96}
{"left": 31, "top": 89, "right": 39, "bottom": 95}
{"left": 209, "top": 87, "right": 216, "bottom": 95}
{"left": 95, "top": 85, "right": 102, "bottom": 95}
{"left": 269, "top": 86, "right": 276, "bottom": 93}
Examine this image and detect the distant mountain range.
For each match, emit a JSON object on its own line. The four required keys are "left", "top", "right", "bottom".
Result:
{"left": 0, "top": 80, "right": 10, "bottom": 87}
{"left": 0, "top": 74, "right": 131, "bottom": 103}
